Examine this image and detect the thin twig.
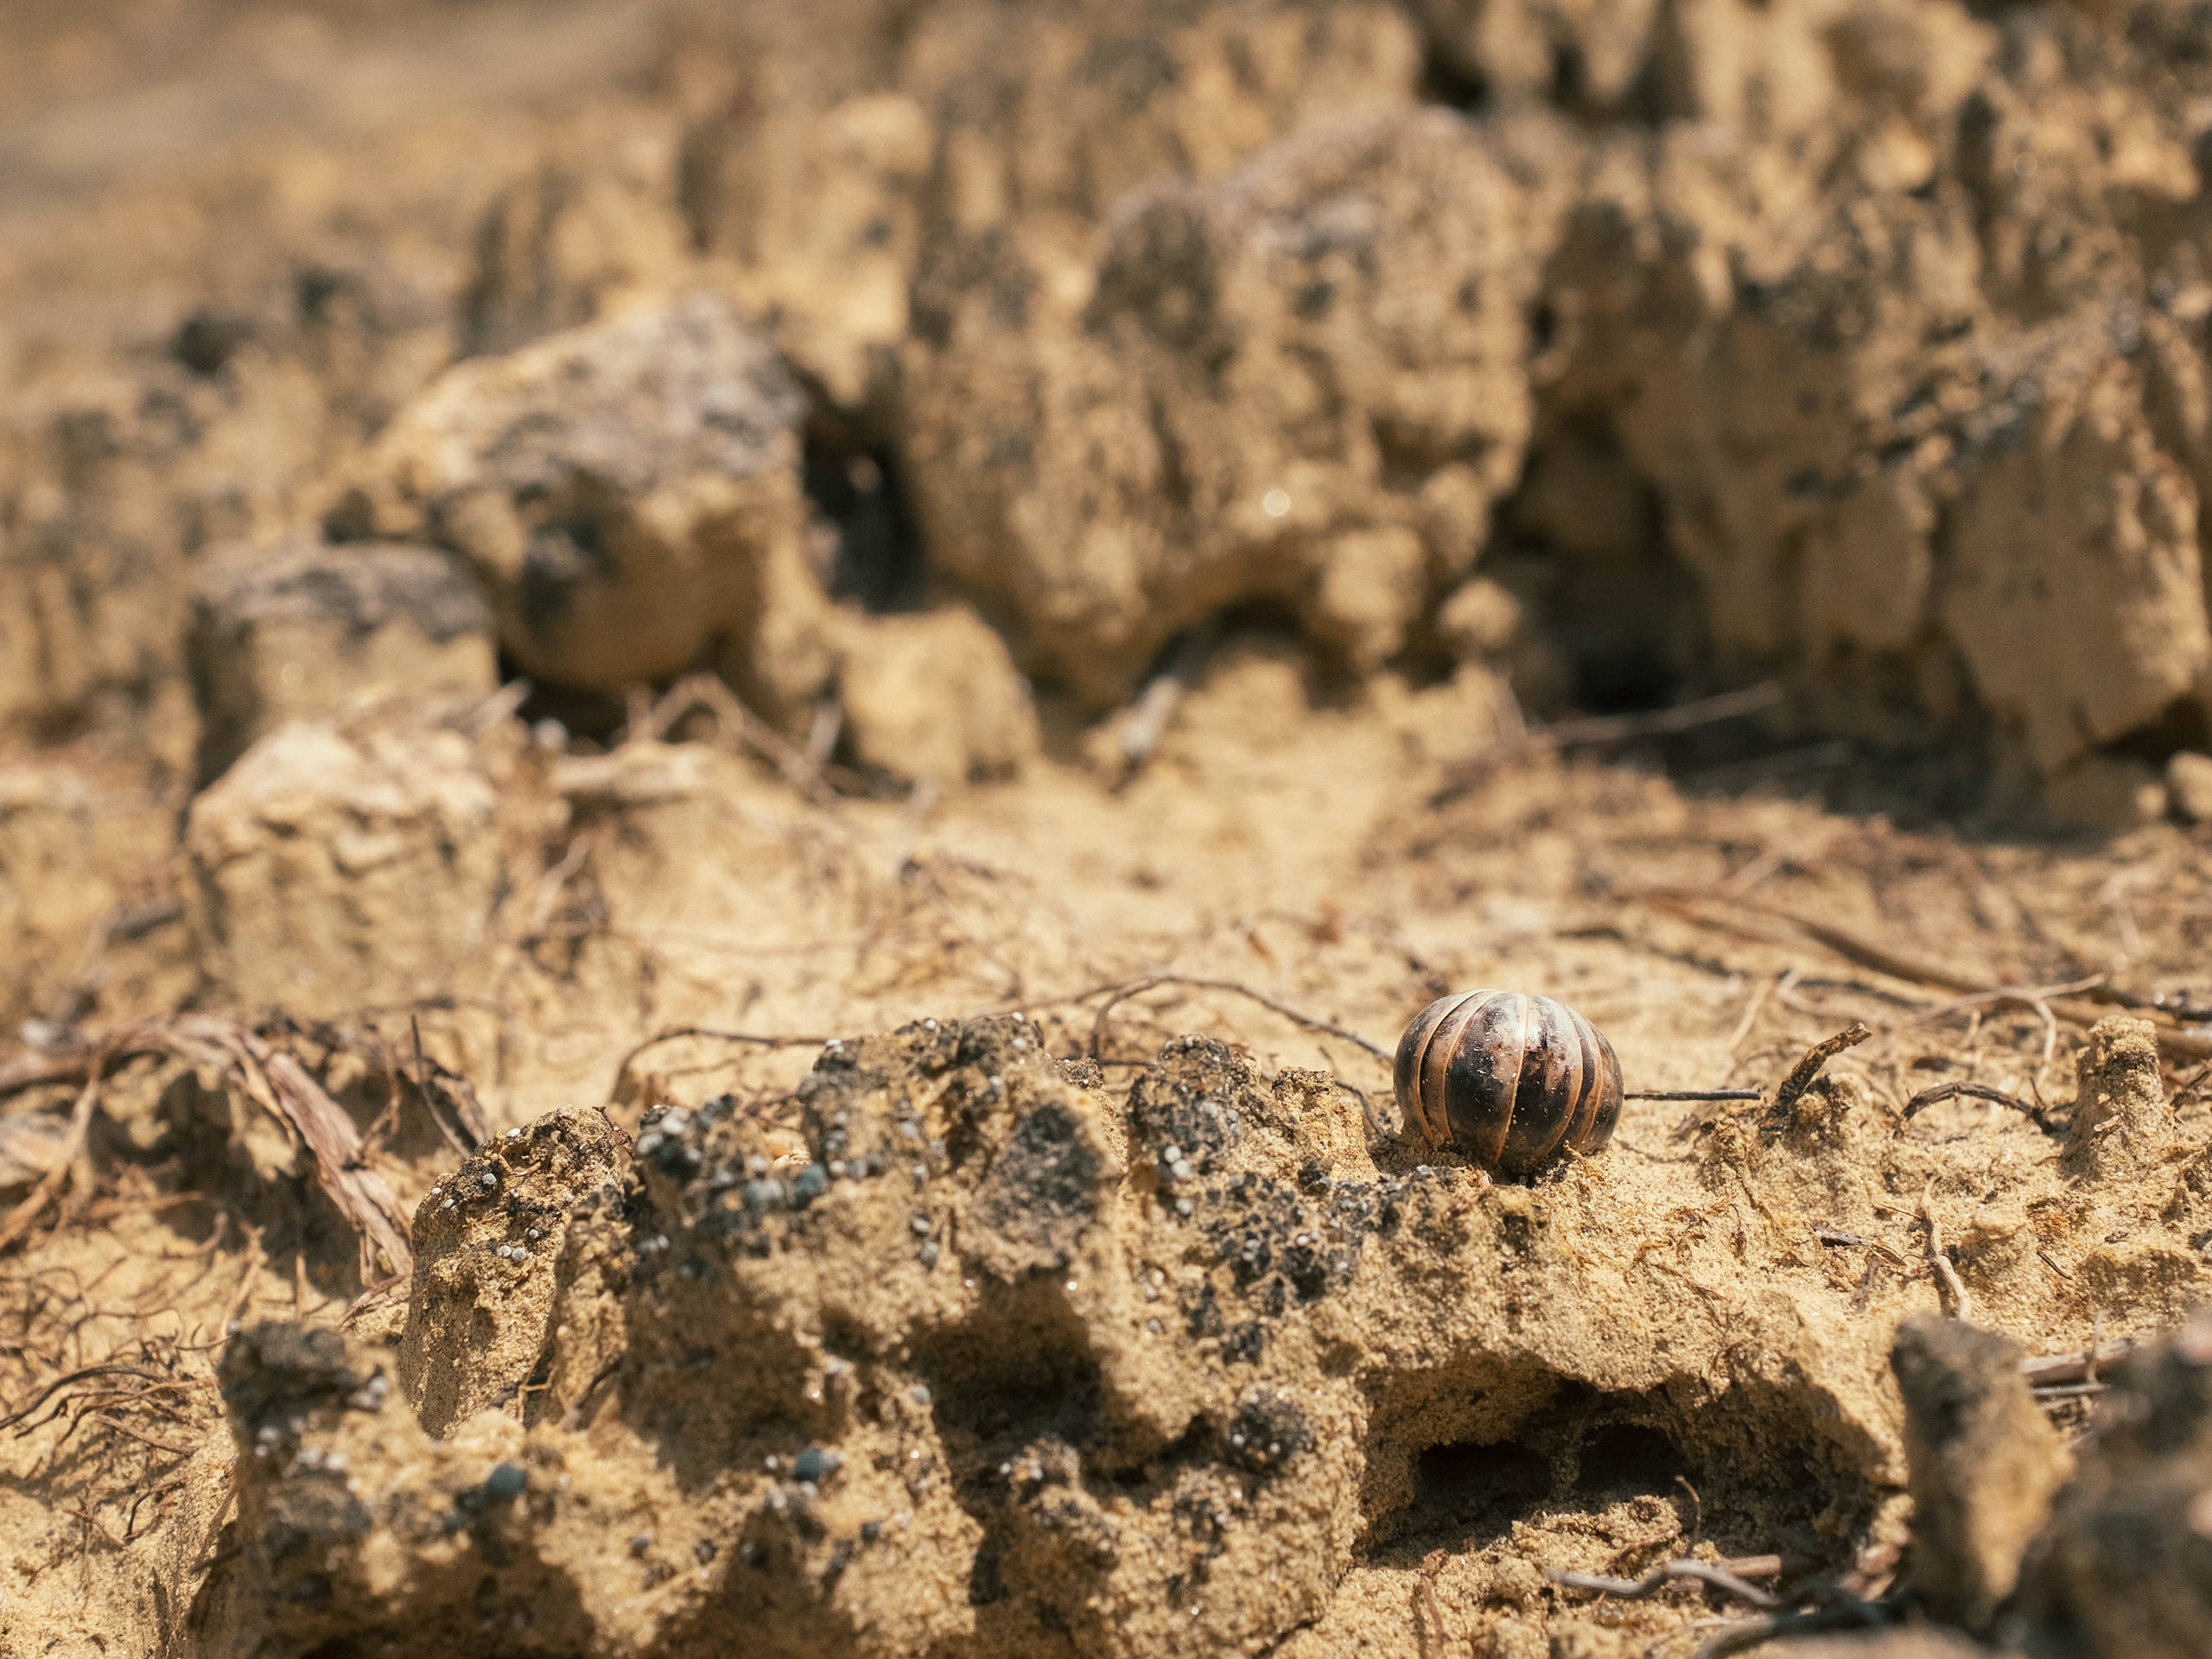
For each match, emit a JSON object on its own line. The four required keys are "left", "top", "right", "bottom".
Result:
{"left": 1417, "top": 1549, "right": 1452, "bottom": 1652}
{"left": 2021, "top": 1339, "right": 2133, "bottom": 1388}
{"left": 1766, "top": 1023, "right": 1873, "bottom": 1128}
{"left": 0, "top": 1049, "right": 107, "bottom": 1254}
{"left": 1084, "top": 976, "right": 1390, "bottom": 1063}
{"left": 1116, "top": 625, "right": 1216, "bottom": 786}
{"left": 1689, "top": 1603, "right": 1890, "bottom": 1659}
{"left": 612, "top": 1026, "right": 835, "bottom": 1096}
{"left": 1904, "top": 1080, "right": 2037, "bottom": 1119}
{"left": 1920, "top": 1182, "right": 1972, "bottom": 1323}
{"left": 1722, "top": 975, "right": 1777, "bottom": 1058}
{"left": 1434, "top": 683, "right": 1785, "bottom": 802}
{"left": 1546, "top": 1560, "right": 1778, "bottom": 1609}
{"left": 1645, "top": 889, "right": 2212, "bottom": 1060}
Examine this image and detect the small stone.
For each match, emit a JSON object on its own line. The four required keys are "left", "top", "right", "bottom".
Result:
{"left": 480, "top": 1173, "right": 497, "bottom": 1189}
{"left": 485, "top": 1462, "right": 527, "bottom": 1501}
{"left": 2170, "top": 751, "right": 2212, "bottom": 824}
{"left": 629, "top": 1534, "right": 652, "bottom": 1557}
{"left": 910, "top": 1384, "right": 932, "bottom": 1407}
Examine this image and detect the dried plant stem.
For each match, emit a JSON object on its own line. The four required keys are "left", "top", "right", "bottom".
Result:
{"left": 1084, "top": 975, "right": 1390, "bottom": 1063}
{"left": 1766, "top": 1023, "right": 1873, "bottom": 1128}
{"left": 0, "top": 1049, "right": 107, "bottom": 1255}
{"left": 1545, "top": 1560, "right": 1779, "bottom": 1609}
{"left": 1920, "top": 1184, "right": 1973, "bottom": 1323}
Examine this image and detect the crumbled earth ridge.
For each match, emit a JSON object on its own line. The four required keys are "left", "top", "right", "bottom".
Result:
{"left": 97, "top": 1008, "right": 2212, "bottom": 1658}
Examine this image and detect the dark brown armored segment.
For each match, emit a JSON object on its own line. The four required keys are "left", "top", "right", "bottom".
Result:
{"left": 1393, "top": 990, "right": 1624, "bottom": 1175}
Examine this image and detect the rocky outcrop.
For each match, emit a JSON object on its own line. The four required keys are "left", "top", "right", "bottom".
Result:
{"left": 334, "top": 294, "right": 836, "bottom": 715}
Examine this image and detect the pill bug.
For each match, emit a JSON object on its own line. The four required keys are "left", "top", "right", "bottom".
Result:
{"left": 1392, "top": 990, "right": 1624, "bottom": 1176}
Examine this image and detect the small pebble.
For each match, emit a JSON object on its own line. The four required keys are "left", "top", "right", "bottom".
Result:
{"left": 629, "top": 1534, "right": 652, "bottom": 1557}
{"left": 480, "top": 1173, "right": 497, "bottom": 1189}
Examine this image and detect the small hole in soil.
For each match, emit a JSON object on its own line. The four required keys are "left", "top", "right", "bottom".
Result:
{"left": 802, "top": 436, "right": 925, "bottom": 613}
{"left": 1405, "top": 1438, "right": 1552, "bottom": 1548}
{"left": 1576, "top": 1421, "right": 1685, "bottom": 1498}
{"left": 1572, "top": 642, "right": 1681, "bottom": 715}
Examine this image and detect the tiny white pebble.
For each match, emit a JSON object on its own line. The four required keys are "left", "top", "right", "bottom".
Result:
{"left": 505, "top": 1128, "right": 522, "bottom": 1141}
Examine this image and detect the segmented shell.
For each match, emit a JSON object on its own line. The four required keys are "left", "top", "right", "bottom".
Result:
{"left": 1392, "top": 990, "right": 1624, "bottom": 1175}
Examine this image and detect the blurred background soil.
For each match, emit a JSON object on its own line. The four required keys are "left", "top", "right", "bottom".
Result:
{"left": 7, "top": 2, "right": 2212, "bottom": 1656}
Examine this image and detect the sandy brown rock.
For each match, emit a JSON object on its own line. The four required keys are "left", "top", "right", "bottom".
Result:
{"left": 188, "top": 536, "right": 496, "bottom": 783}
{"left": 2037, "top": 1308, "right": 2212, "bottom": 1659}
{"left": 2066, "top": 1014, "right": 2171, "bottom": 1180}
{"left": 0, "top": 768, "right": 114, "bottom": 1033}
{"left": 397, "top": 1106, "right": 627, "bottom": 1437}
{"left": 339, "top": 293, "right": 835, "bottom": 711}
{"left": 2167, "top": 750, "right": 2212, "bottom": 825}
{"left": 464, "top": 129, "right": 694, "bottom": 359}
{"left": 836, "top": 606, "right": 1040, "bottom": 785}
{"left": 688, "top": 92, "right": 933, "bottom": 417}
{"left": 182, "top": 711, "right": 507, "bottom": 1018}
{"left": 1945, "top": 346, "right": 2212, "bottom": 778}
{"left": 1891, "top": 1314, "right": 2067, "bottom": 1629}
{"left": 906, "top": 105, "right": 1567, "bottom": 705}
{"left": 2044, "top": 753, "right": 2172, "bottom": 832}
